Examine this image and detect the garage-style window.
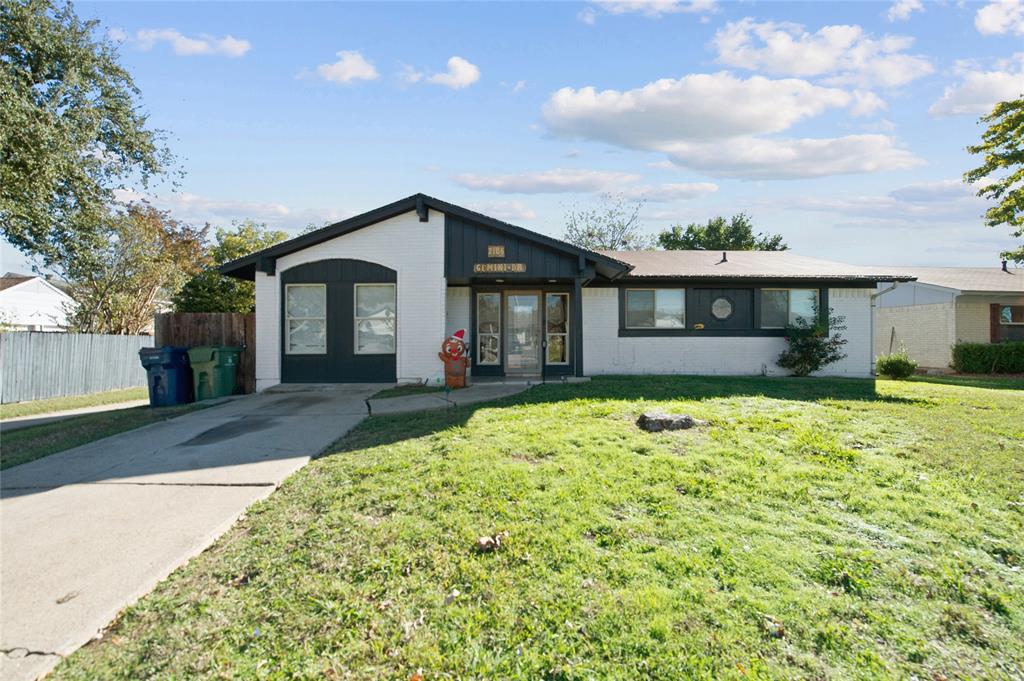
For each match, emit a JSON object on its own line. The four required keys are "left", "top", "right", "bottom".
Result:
{"left": 354, "top": 284, "right": 396, "bottom": 354}
{"left": 761, "top": 289, "right": 819, "bottom": 328}
{"left": 477, "top": 292, "right": 500, "bottom": 365}
{"left": 546, "top": 293, "right": 569, "bottom": 364}
{"left": 285, "top": 284, "right": 327, "bottom": 354}
{"left": 1001, "top": 305, "right": 1024, "bottom": 325}
{"left": 625, "top": 289, "right": 685, "bottom": 328}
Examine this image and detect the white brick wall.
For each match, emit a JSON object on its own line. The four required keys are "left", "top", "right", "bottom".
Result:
{"left": 254, "top": 209, "right": 446, "bottom": 390}
{"left": 874, "top": 302, "right": 955, "bottom": 369}
{"left": 582, "top": 287, "right": 873, "bottom": 377}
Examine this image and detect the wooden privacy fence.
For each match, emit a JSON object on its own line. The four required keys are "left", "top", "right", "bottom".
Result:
{"left": 0, "top": 332, "right": 153, "bottom": 404}
{"left": 154, "top": 312, "right": 255, "bottom": 394}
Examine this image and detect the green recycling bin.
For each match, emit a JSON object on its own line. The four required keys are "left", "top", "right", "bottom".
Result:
{"left": 187, "top": 345, "right": 242, "bottom": 401}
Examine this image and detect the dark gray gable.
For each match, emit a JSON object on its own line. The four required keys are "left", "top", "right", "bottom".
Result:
{"left": 445, "top": 213, "right": 582, "bottom": 282}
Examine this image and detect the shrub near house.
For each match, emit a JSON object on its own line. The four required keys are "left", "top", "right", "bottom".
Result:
{"left": 952, "top": 341, "right": 1024, "bottom": 373}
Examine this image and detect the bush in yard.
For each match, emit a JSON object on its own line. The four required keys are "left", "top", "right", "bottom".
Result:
{"left": 952, "top": 342, "right": 1024, "bottom": 373}
{"left": 876, "top": 346, "right": 918, "bottom": 379}
{"left": 776, "top": 307, "right": 847, "bottom": 377}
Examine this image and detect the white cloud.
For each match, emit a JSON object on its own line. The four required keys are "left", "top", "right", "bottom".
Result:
{"left": 661, "top": 135, "right": 923, "bottom": 179}
{"left": 541, "top": 70, "right": 922, "bottom": 178}
{"left": 107, "top": 27, "right": 128, "bottom": 42}
{"left": 426, "top": 56, "right": 481, "bottom": 89}
{"left": 887, "top": 0, "right": 924, "bottom": 22}
{"left": 398, "top": 63, "right": 423, "bottom": 85}
{"left": 619, "top": 182, "right": 719, "bottom": 201}
{"left": 134, "top": 28, "right": 251, "bottom": 57}
{"left": 646, "top": 160, "right": 676, "bottom": 170}
{"left": 975, "top": 0, "right": 1024, "bottom": 35}
{"left": 543, "top": 72, "right": 854, "bottom": 146}
{"left": 597, "top": 0, "right": 717, "bottom": 18}
{"left": 778, "top": 179, "right": 987, "bottom": 223}
{"left": 929, "top": 54, "right": 1024, "bottom": 116}
{"left": 465, "top": 200, "right": 538, "bottom": 221}
{"left": 314, "top": 50, "right": 379, "bottom": 84}
{"left": 113, "top": 189, "right": 348, "bottom": 230}
{"left": 578, "top": 7, "right": 599, "bottom": 24}
{"left": 851, "top": 90, "right": 888, "bottom": 116}
{"left": 454, "top": 168, "right": 641, "bottom": 193}
{"left": 712, "top": 18, "right": 933, "bottom": 88}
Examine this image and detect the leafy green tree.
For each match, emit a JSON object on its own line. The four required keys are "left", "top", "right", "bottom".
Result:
{"left": 173, "top": 221, "right": 288, "bottom": 313}
{"left": 657, "top": 214, "right": 788, "bottom": 251}
{"left": 563, "top": 194, "right": 652, "bottom": 250}
{"left": 64, "top": 205, "right": 206, "bottom": 334}
{"left": 964, "top": 96, "right": 1024, "bottom": 264}
{"left": 0, "top": 0, "right": 173, "bottom": 268}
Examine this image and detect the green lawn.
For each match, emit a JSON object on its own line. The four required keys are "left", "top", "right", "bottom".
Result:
{"left": 0, "top": 386, "right": 148, "bottom": 420}
{"left": 54, "top": 376, "right": 1023, "bottom": 679}
{"left": 1, "top": 402, "right": 204, "bottom": 470}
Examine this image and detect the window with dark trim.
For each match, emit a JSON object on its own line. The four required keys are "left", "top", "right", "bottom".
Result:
{"left": 760, "top": 288, "right": 819, "bottom": 328}
{"left": 1000, "top": 305, "right": 1024, "bottom": 325}
{"left": 624, "top": 288, "right": 685, "bottom": 328}
{"left": 477, "top": 292, "right": 501, "bottom": 365}
{"left": 354, "top": 283, "right": 396, "bottom": 354}
{"left": 285, "top": 284, "right": 327, "bottom": 354}
{"left": 546, "top": 293, "right": 569, "bottom": 364}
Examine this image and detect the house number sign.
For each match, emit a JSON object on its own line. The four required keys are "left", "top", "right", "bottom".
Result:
{"left": 487, "top": 245, "right": 505, "bottom": 258}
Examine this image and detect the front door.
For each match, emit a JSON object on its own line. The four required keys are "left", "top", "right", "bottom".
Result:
{"left": 505, "top": 292, "right": 541, "bottom": 374}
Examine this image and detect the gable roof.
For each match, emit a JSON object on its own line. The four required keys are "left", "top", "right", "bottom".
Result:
{"left": 0, "top": 272, "right": 73, "bottom": 297}
{"left": 0, "top": 274, "right": 32, "bottom": 292}
{"left": 220, "top": 193, "right": 632, "bottom": 280}
{"left": 603, "top": 250, "right": 917, "bottom": 282}
{"left": 872, "top": 266, "right": 1024, "bottom": 293}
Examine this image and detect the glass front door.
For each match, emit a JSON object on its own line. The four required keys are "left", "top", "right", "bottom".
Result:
{"left": 505, "top": 293, "right": 541, "bottom": 374}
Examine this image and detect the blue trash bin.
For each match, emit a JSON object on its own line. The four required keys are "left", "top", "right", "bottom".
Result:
{"left": 139, "top": 346, "right": 193, "bottom": 407}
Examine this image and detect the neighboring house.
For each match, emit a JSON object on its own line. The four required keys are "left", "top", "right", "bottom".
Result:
{"left": 0, "top": 272, "right": 76, "bottom": 332}
{"left": 220, "top": 194, "right": 913, "bottom": 390}
{"left": 874, "top": 265, "right": 1024, "bottom": 370}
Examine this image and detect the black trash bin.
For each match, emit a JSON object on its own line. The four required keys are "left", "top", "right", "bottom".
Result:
{"left": 139, "top": 346, "right": 193, "bottom": 407}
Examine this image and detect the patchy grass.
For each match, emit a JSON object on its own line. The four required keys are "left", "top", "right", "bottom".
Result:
{"left": 905, "top": 374, "right": 1024, "bottom": 391}
{"left": 53, "top": 376, "right": 1023, "bottom": 680}
{"left": 1, "top": 403, "right": 204, "bottom": 470}
{"left": 372, "top": 383, "right": 446, "bottom": 399}
{"left": 0, "top": 386, "right": 148, "bottom": 420}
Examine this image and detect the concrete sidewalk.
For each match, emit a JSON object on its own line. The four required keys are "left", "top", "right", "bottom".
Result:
{"left": 0, "top": 385, "right": 379, "bottom": 681}
{"left": 0, "top": 399, "right": 150, "bottom": 433}
{"left": 367, "top": 382, "right": 532, "bottom": 415}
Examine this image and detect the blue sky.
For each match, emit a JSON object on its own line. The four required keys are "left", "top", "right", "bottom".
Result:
{"left": 3, "top": 0, "right": 1024, "bottom": 274}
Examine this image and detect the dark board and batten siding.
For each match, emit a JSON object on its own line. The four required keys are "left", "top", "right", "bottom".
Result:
{"left": 445, "top": 214, "right": 580, "bottom": 282}
{"left": 280, "top": 259, "right": 397, "bottom": 383}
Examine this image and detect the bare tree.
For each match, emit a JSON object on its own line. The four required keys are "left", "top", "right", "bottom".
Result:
{"left": 563, "top": 194, "right": 652, "bottom": 251}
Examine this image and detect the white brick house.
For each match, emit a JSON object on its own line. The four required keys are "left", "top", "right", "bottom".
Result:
{"left": 221, "top": 194, "right": 909, "bottom": 389}
{"left": 874, "top": 266, "right": 1024, "bottom": 370}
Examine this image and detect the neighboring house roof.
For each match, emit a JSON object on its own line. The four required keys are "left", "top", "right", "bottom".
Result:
{"left": 873, "top": 266, "right": 1024, "bottom": 293}
{"left": 0, "top": 272, "right": 73, "bottom": 297}
{"left": 0, "top": 274, "right": 32, "bottom": 291}
{"left": 604, "top": 250, "right": 917, "bottom": 282}
{"left": 220, "top": 193, "right": 632, "bottom": 281}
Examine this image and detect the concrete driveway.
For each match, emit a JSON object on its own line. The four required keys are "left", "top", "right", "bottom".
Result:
{"left": 0, "top": 384, "right": 379, "bottom": 681}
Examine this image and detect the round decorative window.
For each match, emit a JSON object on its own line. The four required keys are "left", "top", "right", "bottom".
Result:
{"left": 711, "top": 297, "right": 734, "bottom": 320}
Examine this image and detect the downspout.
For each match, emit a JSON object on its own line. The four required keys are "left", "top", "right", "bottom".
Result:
{"left": 869, "top": 282, "right": 900, "bottom": 375}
